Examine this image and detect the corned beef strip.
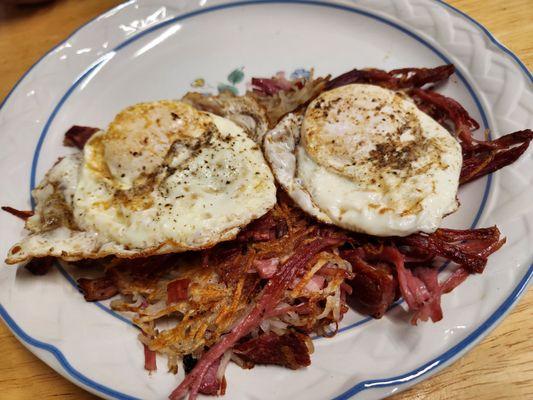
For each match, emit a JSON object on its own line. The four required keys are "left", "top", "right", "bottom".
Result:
{"left": 409, "top": 88, "right": 480, "bottom": 146}
{"left": 341, "top": 253, "right": 397, "bottom": 318}
{"left": 63, "top": 125, "right": 100, "bottom": 149}
{"left": 1, "top": 206, "right": 34, "bottom": 221}
{"left": 78, "top": 276, "right": 119, "bottom": 302}
{"left": 233, "top": 331, "right": 311, "bottom": 369}
{"left": 401, "top": 227, "right": 505, "bottom": 273}
{"left": 388, "top": 65, "right": 456, "bottom": 88}
{"left": 440, "top": 267, "right": 470, "bottom": 294}
{"left": 167, "top": 279, "right": 190, "bottom": 304}
{"left": 326, "top": 64, "right": 455, "bottom": 91}
{"left": 143, "top": 344, "right": 157, "bottom": 372}
{"left": 25, "top": 257, "right": 54, "bottom": 276}
{"left": 237, "top": 212, "right": 288, "bottom": 242}
{"left": 198, "top": 357, "right": 226, "bottom": 396}
{"left": 460, "top": 129, "right": 533, "bottom": 184}
{"left": 411, "top": 267, "right": 442, "bottom": 324}
{"left": 251, "top": 75, "right": 293, "bottom": 95}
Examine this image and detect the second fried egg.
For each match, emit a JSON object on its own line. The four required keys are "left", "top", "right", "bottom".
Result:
{"left": 264, "top": 84, "right": 462, "bottom": 236}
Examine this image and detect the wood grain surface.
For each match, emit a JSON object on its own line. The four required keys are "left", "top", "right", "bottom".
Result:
{"left": 0, "top": 1, "right": 531, "bottom": 399}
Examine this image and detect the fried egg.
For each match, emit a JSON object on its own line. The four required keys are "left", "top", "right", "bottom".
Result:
{"left": 264, "top": 84, "right": 462, "bottom": 236}
{"left": 7, "top": 101, "right": 276, "bottom": 264}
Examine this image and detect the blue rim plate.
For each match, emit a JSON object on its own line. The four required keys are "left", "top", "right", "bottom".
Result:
{"left": 0, "top": 1, "right": 531, "bottom": 399}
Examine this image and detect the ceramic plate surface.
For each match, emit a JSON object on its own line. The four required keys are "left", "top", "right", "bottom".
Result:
{"left": 0, "top": 1, "right": 531, "bottom": 399}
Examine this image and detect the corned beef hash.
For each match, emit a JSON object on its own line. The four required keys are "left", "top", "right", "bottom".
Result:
{"left": 4, "top": 64, "right": 532, "bottom": 400}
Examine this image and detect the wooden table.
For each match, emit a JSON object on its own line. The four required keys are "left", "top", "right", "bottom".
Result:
{"left": 0, "top": 0, "right": 531, "bottom": 399}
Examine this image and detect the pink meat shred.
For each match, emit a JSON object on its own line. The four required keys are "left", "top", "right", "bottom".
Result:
{"left": 253, "top": 258, "right": 280, "bottom": 279}
{"left": 167, "top": 279, "right": 190, "bottom": 304}
{"left": 198, "top": 357, "right": 226, "bottom": 396}
{"left": 144, "top": 344, "right": 157, "bottom": 372}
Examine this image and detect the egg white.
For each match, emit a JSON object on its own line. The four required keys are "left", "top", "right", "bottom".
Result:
{"left": 264, "top": 84, "right": 462, "bottom": 237}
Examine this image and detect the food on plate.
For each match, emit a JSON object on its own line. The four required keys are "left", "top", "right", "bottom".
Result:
{"left": 5, "top": 100, "right": 276, "bottom": 264}
{"left": 3, "top": 64, "right": 532, "bottom": 400}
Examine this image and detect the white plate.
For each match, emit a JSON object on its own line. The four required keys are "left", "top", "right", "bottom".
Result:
{"left": 0, "top": 1, "right": 531, "bottom": 399}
